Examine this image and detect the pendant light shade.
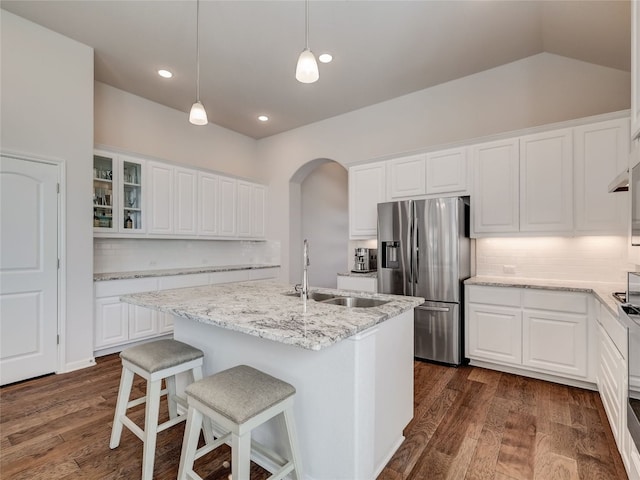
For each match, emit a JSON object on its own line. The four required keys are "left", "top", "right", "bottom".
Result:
{"left": 189, "top": 101, "right": 208, "bottom": 125}
{"left": 296, "top": 0, "right": 319, "bottom": 83}
{"left": 189, "top": 0, "right": 208, "bottom": 125}
{"left": 296, "top": 48, "right": 319, "bottom": 83}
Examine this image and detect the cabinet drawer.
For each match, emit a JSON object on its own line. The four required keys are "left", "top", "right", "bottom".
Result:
{"left": 210, "top": 270, "right": 250, "bottom": 284}
{"left": 522, "top": 289, "right": 588, "bottom": 314}
{"left": 95, "top": 277, "right": 158, "bottom": 297}
{"left": 467, "top": 285, "right": 521, "bottom": 307}
{"left": 248, "top": 268, "right": 279, "bottom": 281}
{"left": 157, "top": 273, "right": 210, "bottom": 290}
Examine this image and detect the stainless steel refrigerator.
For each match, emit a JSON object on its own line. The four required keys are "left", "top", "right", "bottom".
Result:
{"left": 378, "top": 197, "right": 471, "bottom": 365}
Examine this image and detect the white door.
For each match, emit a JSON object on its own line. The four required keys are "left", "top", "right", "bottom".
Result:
{"left": 0, "top": 156, "right": 59, "bottom": 385}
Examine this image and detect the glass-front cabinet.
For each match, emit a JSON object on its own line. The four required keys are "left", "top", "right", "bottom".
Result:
{"left": 119, "top": 156, "right": 144, "bottom": 233}
{"left": 93, "top": 150, "right": 145, "bottom": 235}
{"left": 93, "top": 152, "right": 117, "bottom": 232}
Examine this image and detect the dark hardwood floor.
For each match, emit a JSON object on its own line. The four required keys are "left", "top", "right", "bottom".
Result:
{"left": 0, "top": 355, "right": 627, "bottom": 479}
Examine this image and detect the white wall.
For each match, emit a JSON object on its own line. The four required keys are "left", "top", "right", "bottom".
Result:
{"left": 94, "top": 82, "right": 263, "bottom": 182}
{"left": 258, "top": 53, "right": 630, "bottom": 282}
{"left": 476, "top": 236, "right": 633, "bottom": 283}
{"left": 300, "top": 162, "right": 348, "bottom": 288}
{"left": 1, "top": 11, "right": 94, "bottom": 372}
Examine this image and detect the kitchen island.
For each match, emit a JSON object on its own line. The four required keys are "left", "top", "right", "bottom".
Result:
{"left": 121, "top": 280, "right": 423, "bottom": 480}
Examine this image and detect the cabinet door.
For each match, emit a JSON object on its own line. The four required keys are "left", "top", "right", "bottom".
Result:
{"left": 425, "top": 147, "right": 468, "bottom": 195}
{"left": 147, "top": 161, "right": 174, "bottom": 234}
{"left": 597, "top": 324, "right": 625, "bottom": 446}
{"left": 174, "top": 167, "right": 198, "bottom": 235}
{"left": 237, "top": 181, "right": 252, "bottom": 237}
{"left": 467, "top": 303, "right": 522, "bottom": 365}
{"left": 522, "top": 310, "right": 587, "bottom": 378}
{"left": 158, "top": 312, "right": 174, "bottom": 334}
{"left": 128, "top": 304, "right": 158, "bottom": 340}
{"left": 349, "top": 163, "right": 386, "bottom": 238}
{"left": 118, "top": 156, "right": 145, "bottom": 233}
{"left": 252, "top": 184, "right": 266, "bottom": 238}
{"left": 93, "top": 151, "right": 117, "bottom": 233}
{"left": 471, "top": 139, "right": 519, "bottom": 235}
{"left": 632, "top": 0, "right": 640, "bottom": 140}
{"left": 218, "top": 177, "right": 237, "bottom": 236}
{"left": 387, "top": 154, "right": 425, "bottom": 199}
{"left": 94, "top": 296, "right": 128, "bottom": 348}
{"left": 198, "top": 172, "right": 219, "bottom": 236}
{"left": 574, "top": 119, "right": 629, "bottom": 234}
{"left": 520, "top": 129, "right": 573, "bottom": 233}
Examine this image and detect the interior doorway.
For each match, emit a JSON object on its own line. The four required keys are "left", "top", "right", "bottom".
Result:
{"left": 0, "top": 155, "right": 59, "bottom": 385}
{"left": 290, "top": 160, "right": 348, "bottom": 288}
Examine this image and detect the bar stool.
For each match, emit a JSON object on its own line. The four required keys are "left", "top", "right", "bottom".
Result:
{"left": 110, "top": 339, "right": 207, "bottom": 480}
{"left": 177, "top": 365, "right": 303, "bottom": 480}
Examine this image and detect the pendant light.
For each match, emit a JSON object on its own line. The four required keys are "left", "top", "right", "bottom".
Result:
{"left": 189, "top": 0, "right": 208, "bottom": 125}
{"left": 295, "top": 0, "right": 319, "bottom": 83}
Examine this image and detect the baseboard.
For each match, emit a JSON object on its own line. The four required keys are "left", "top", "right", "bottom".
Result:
{"left": 374, "top": 435, "right": 405, "bottom": 478}
{"left": 60, "top": 357, "right": 96, "bottom": 374}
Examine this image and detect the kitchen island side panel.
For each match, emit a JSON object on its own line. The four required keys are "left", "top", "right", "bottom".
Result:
{"left": 173, "top": 309, "right": 413, "bottom": 480}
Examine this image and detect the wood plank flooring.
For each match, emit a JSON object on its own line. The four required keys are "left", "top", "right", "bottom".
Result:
{"left": 0, "top": 355, "right": 627, "bottom": 479}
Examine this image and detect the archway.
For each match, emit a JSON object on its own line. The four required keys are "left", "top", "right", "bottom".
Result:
{"left": 289, "top": 159, "right": 348, "bottom": 288}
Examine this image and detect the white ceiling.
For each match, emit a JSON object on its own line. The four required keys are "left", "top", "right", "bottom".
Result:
{"left": 1, "top": 0, "right": 631, "bottom": 139}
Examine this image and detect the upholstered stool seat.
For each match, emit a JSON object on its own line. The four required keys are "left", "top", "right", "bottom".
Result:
{"left": 178, "top": 365, "right": 302, "bottom": 480}
{"left": 110, "top": 339, "right": 207, "bottom": 480}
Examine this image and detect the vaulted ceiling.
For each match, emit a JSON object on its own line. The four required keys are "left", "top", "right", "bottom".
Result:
{"left": 1, "top": 1, "right": 631, "bottom": 139}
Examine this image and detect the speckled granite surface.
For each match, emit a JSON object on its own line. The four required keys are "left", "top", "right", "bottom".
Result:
{"left": 120, "top": 281, "right": 424, "bottom": 351}
{"left": 465, "top": 276, "right": 625, "bottom": 317}
{"left": 337, "top": 271, "right": 378, "bottom": 278}
{"left": 94, "top": 264, "right": 280, "bottom": 282}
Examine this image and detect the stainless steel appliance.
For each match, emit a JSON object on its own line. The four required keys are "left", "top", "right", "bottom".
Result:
{"left": 352, "top": 248, "right": 377, "bottom": 273}
{"left": 632, "top": 162, "right": 640, "bottom": 246}
{"left": 623, "top": 273, "right": 640, "bottom": 453}
{"left": 378, "top": 197, "right": 471, "bottom": 365}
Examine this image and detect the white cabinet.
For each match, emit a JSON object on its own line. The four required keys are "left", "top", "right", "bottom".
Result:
{"left": 198, "top": 172, "right": 219, "bottom": 236}
{"left": 349, "top": 163, "right": 386, "bottom": 238}
{"left": 387, "top": 154, "right": 425, "bottom": 199}
{"left": 471, "top": 139, "right": 520, "bottom": 235}
{"left": 237, "top": 181, "right": 253, "bottom": 237}
{"left": 252, "top": 184, "right": 266, "bottom": 238}
{"left": 574, "top": 119, "right": 629, "bottom": 234}
{"left": 425, "top": 147, "right": 469, "bottom": 195}
{"left": 336, "top": 275, "right": 378, "bottom": 293}
{"left": 128, "top": 304, "right": 158, "bottom": 340}
{"left": 94, "top": 296, "right": 129, "bottom": 348}
{"left": 466, "top": 285, "right": 592, "bottom": 381}
{"left": 519, "top": 129, "right": 573, "bottom": 233}
{"left": 632, "top": 0, "right": 640, "bottom": 140}
{"left": 598, "top": 323, "right": 626, "bottom": 446}
{"left": 236, "top": 181, "right": 266, "bottom": 239}
{"left": 174, "top": 167, "right": 198, "bottom": 235}
{"left": 218, "top": 177, "right": 237, "bottom": 237}
{"left": 147, "top": 161, "right": 174, "bottom": 234}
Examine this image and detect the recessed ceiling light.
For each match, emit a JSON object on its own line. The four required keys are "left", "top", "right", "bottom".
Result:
{"left": 158, "top": 69, "right": 173, "bottom": 78}
{"left": 258, "top": 115, "right": 269, "bottom": 122}
{"left": 318, "top": 53, "right": 333, "bottom": 64}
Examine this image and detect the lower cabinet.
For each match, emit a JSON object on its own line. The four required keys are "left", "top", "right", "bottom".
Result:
{"left": 466, "top": 285, "right": 592, "bottom": 382}
{"left": 94, "top": 268, "right": 279, "bottom": 354}
{"left": 597, "top": 322, "right": 626, "bottom": 446}
{"left": 336, "top": 275, "right": 378, "bottom": 293}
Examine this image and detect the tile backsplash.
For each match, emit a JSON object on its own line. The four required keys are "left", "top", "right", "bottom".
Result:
{"left": 476, "top": 236, "right": 634, "bottom": 283}
{"left": 94, "top": 238, "right": 280, "bottom": 273}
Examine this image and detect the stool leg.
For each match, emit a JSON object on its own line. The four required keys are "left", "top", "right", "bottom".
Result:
{"left": 141, "top": 378, "right": 162, "bottom": 480}
{"left": 177, "top": 406, "right": 203, "bottom": 480}
{"left": 284, "top": 408, "right": 303, "bottom": 480}
{"left": 232, "top": 431, "right": 251, "bottom": 480}
{"left": 191, "top": 365, "right": 215, "bottom": 444}
{"left": 166, "top": 375, "right": 178, "bottom": 419}
{"left": 110, "top": 366, "right": 134, "bottom": 449}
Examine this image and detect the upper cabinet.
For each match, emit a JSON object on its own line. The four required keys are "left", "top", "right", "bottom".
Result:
{"left": 472, "top": 139, "right": 520, "bottom": 235}
{"left": 349, "top": 162, "right": 386, "bottom": 238}
{"left": 574, "top": 118, "right": 629, "bottom": 234}
{"left": 387, "top": 154, "right": 426, "bottom": 199}
{"left": 425, "top": 147, "right": 469, "bottom": 195}
{"left": 94, "top": 150, "right": 266, "bottom": 240}
{"left": 632, "top": 0, "right": 640, "bottom": 140}
{"left": 519, "top": 129, "right": 573, "bottom": 233}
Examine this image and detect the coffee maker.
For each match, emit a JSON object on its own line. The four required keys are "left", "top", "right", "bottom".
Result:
{"left": 352, "top": 248, "right": 377, "bottom": 273}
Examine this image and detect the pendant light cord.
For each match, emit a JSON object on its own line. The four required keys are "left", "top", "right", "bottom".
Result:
{"left": 305, "top": 0, "right": 309, "bottom": 49}
{"left": 196, "top": 0, "right": 201, "bottom": 102}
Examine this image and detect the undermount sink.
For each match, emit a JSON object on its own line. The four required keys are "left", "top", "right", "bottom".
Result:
{"left": 283, "top": 291, "right": 389, "bottom": 308}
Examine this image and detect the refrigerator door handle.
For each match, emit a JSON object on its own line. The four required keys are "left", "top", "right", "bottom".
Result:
{"left": 417, "top": 305, "right": 451, "bottom": 313}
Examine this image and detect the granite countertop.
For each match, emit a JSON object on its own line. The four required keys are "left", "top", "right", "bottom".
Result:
{"left": 337, "top": 271, "right": 378, "bottom": 278}
{"left": 94, "top": 264, "right": 280, "bottom": 282}
{"left": 465, "top": 276, "right": 625, "bottom": 317}
{"left": 120, "top": 280, "right": 424, "bottom": 351}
